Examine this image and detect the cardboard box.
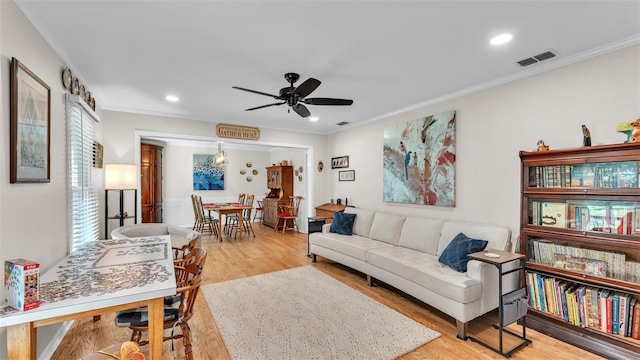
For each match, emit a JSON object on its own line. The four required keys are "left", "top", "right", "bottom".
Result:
{"left": 4, "top": 259, "right": 40, "bottom": 311}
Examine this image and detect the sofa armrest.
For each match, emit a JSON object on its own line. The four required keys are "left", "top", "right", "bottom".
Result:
{"left": 466, "top": 259, "right": 520, "bottom": 315}
{"left": 321, "top": 223, "right": 332, "bottom": 233}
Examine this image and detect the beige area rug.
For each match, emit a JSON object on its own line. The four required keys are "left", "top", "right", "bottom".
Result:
{"left": 202, "top": 266, "right": 440, "bottom": 360}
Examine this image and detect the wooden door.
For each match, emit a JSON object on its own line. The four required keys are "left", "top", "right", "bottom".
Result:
{"left": 141, "top": 144, "right": 163, "bottom": 223}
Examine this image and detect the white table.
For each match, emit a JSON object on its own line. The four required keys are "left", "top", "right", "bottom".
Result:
{"left": 0, "top": 235, "right": 176, "bottom": 359}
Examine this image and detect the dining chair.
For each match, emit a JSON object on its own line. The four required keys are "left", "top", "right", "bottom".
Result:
{"left": 224, "top": 193, "right": 246, "bottom": 234}
{"left": 275, "top": 195, "right": 303, "bottom": 234}
{"left": 115, "top": 249, "right": 207, "bottom": 360}
{"left": 173, "top": 238, "right": 198, "bottom": 262}
{"left": 190, "top": 194, "right": 200, "bottom": 231}
{"left": 195, "top": 195, "right": 219, "bottom": 236}
{"left": 253, "top": 200, "right": 264, "bottom": 223}
{"left": 230, "top": 194, "right": 255, "bottom": 238}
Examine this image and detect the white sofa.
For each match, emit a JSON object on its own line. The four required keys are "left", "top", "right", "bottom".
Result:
{"left": 309, "top": 207, "right": 516, "bottom": 339}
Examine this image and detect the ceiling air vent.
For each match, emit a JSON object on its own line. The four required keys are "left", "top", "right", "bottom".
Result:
{"left": 534, "top": 51, "right": 556, "bottom": 62}
{"left": 336, "top": 121, "right": 349, "bottom": 126}
{"left": 517, "top": 58, "right": 538, "bottom": 67}
{"left": 517, "top": 50, "right": 557, "bottom": 67}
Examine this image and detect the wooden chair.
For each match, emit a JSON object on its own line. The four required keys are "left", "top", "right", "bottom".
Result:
{"left": 275, "top": 196, "right": 303, "bottom": 234}
{"left": 230, "top": 194, "right": 255, "bottom": 238}
{"left": 194, "top": 195, "right": 219, "bottom": 236}
{"left": 115, "top": 249, "right": 207, "bottom": 360}
{"left": 224, "top": 193, "right": 246, "bottom": 234}
{"left": 190, "top": 194, "right": 200, "bottom": 231}
{"left": 172, "top": 238, "right": 197, "bottom": 262}
{"left": 253, "top": 200, "right": 264, "bottom": 223}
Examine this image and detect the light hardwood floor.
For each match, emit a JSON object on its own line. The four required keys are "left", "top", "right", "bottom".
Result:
{"left": 51, "top": 224, "right": 603, "bottom": 359}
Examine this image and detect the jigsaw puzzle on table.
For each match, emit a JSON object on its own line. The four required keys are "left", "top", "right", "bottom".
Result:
{"left": 39, "top": 236, "right": 172, "bottom": 304}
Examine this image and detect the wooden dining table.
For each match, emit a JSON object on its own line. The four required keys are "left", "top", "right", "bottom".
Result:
{"left": 0, "top": 235, "right": 176, "bottom": 359}
{"left": 202, "top": 203, "right": 253, "bottom": 242}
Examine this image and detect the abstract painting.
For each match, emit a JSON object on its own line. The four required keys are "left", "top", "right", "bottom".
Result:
{"left": 383, "top": 110, "right": 456, "bottom": 206}
{"left": 193, "top": 154, "right": 224, "bottom": 190}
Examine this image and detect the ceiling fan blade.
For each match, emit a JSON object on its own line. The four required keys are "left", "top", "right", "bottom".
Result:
{"left": 292, "top": 104, "right": 311, "bottom": 118}
{"left": 304, "top": 97, "right": 354, "bottom": 106}
{"left": 293, "top": 78, "right": 321, "bottom": 98}
{"left": 233, "top": 86, "right": 278, "bottom": 98}
{"left": 245, "top": 102, "right": 285, "bottom": 111}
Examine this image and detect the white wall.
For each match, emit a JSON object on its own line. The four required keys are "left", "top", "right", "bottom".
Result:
{"left": 327, "top": 45, "right": 640, "bottom": 240}
{"left": 0, "top": 1, "right": 104, "bottom": 358}
{"left": 163, "top": 143, "right": 272, "bottom": 226}
{"left": 101, "top": 111, "right": 328, "bottom": 235}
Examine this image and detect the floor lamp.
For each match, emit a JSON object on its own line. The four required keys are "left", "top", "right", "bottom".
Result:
{"left": 104, "top": 164, "right": 138, "bottom": 238}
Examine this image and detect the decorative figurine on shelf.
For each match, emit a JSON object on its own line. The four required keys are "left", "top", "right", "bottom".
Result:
{"left": 536, "top": 140, "right": 550, "bottom": 152}
{"left": 616, "top": 121, "right": 634, "bottom": 143}
{"left": 581, "top": 125, "right": 591, "bottom": 146}
{"left": 630, "top": 117, "right": 640, "bottom": 143}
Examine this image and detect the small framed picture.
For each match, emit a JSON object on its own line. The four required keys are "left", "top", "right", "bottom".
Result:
{"left": 339, "top": 170, "right": 355, "bottom": 181}
{"left": 331, "top": 156, "right": 349, "bottom": 169}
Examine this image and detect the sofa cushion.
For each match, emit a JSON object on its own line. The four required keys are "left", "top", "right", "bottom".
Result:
{"left": 368, "top": 212, "right": 406, "bottom": 246}
{"left": 310, "top": 232, "right": 394, "bottom": 261}
{"left": 344, "top": 207, "right": 375, "bottom": 237}
{"left": 398, "top": 217, "right": 443, "bottom": 255}
{"left": 367, "top": 246, "right": 482, "bottom": 304}
{"left": 437, "top": 221, "right": 511, "bottom": 256}
{"left": 438, "top": 233, "right": 488, "bottom": 272}
{"left": 330, "top": 212, "right": 356, "bottom": 235}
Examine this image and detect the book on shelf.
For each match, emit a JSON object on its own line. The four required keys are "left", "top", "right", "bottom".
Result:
{"left": 633, "top": 302, "right": 640, "bottom": 340}
{"left": 619, "top": 293, "right": 630, "bottom": 337}
{"left": 629, "top": 298, "right": 637, "bottom": 338}
{"left": 571, "top": 164, "right": 595, "bottom": 188}
{"left": 612, "top": 293, "right": 620, "bottom": 334}
{"left": 552, "top": 253, "right": 608, "bottom": 277}
{"left": 541, "top": 202, "right": 568, "bottom": 228}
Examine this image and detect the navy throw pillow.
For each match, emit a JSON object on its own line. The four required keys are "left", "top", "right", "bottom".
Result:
{"left": 329, "top": 211, "right": 356, "bottom": 235}
{"left": 438, "top": 232, "right": 488, "bottom": 272}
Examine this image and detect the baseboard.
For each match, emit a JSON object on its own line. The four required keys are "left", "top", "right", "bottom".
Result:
{"left": 37, "top": 320, "right": 74, "bottom": 360}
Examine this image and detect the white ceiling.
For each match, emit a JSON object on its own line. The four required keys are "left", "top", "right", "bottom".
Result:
{"left": 16, "top": 1, "right": 640, "bottom": 135}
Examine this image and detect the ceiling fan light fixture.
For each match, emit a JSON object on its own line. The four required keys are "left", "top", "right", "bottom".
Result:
{"left": 490, "top": 33, "right": 513, "bottom": 46}
{"left": 309, "top": 116, "right": 319, "bottom": 122}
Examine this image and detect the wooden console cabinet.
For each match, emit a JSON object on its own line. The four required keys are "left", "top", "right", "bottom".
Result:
{"left": 263, "top": 165, "right": 293, "bottom": 228}
{"left": 314, "top": 203, "right": 348, "bottom": 223}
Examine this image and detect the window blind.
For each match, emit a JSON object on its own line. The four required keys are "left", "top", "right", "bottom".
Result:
{"left": 66, "top": 95, "right": 99, "bottom": 252}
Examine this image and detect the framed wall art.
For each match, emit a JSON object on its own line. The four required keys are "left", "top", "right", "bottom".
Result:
{"left": 339, "top": 170, "right": 355, "bottom": 181}
{"left": 193, "top": 154, "right": 224, "bottom": 190}
{"left": 331, "top": 156, "right": 349, "bottom": 169}
{"left": 383, "top": 110, "right": 456, "bottom": 207}
{"left": 10, "top": 57, "right": 51, "bottom": 183}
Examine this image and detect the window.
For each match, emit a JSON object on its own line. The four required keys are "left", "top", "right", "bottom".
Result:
{"left": 66, "top": 94, "right": 99, "bottom": 251}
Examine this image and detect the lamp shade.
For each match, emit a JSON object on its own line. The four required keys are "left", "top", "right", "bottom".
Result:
{"left": 105, "top": 164, "right": 138, "bottom": 189}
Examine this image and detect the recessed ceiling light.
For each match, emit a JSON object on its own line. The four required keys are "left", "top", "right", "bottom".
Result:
{"left": 490, "top": 33, "right": 513, "bottom": 46}
{"left": 309, "top": 116, "right": 319, "bottom": 122}
{"left": 165, "top": 95, "right": 179, "bottom": 102}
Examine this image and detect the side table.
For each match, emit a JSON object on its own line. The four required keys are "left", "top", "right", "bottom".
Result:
{"left": 307, "top": 217, "right": 331, "bottom": 257}
{"left": 467, "top": 250, "right": 531, "bottom": 358}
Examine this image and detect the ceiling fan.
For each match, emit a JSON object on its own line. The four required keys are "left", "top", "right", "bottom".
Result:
{"left": 232, "top": 73, "right": 353, "bottom": 118}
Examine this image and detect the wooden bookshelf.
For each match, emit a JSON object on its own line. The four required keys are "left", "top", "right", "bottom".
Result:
{"left": 519, "top": 143, "right": 640, "bottom": 358}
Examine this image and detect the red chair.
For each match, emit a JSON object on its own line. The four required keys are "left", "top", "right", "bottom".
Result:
{"left": 253, "top": 200, "right": 264, "bottom": 223}
{"left": 274, "top": 196, "right": 303, "bottom": 234}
